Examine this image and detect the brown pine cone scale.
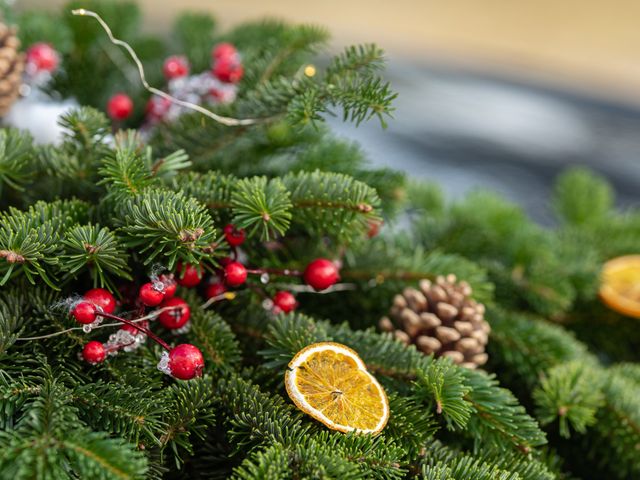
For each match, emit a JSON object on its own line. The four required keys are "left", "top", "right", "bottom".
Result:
{"left": 380, "top": 274, "right": 490, "bottom": 369}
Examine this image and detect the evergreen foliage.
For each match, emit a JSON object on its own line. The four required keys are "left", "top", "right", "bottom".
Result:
{"left": 0, "top": 1, "right": 639, "bottom": 479}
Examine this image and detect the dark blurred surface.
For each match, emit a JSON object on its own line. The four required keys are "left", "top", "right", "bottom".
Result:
{"left": 329, "top": 60, "right": 640, "bottom": 223}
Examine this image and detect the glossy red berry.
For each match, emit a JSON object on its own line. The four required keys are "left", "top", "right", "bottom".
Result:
{"left": 83, "top": 288, "right": 116, "bottom": 314}
{"left": 211, "top": 42, "right": 238, "bottom": 61}
{"left": 212, "top": 57, "right": 243, "bottom": 83}
{"left": 82, "top": 341, "right": 106, "bottom": 364}
{"left": 224, "top": 261, "right": 247, "bottom": 287}
{"left": 176, "top": 262, "right": 203, "bottom": 287}
{"left": 158, "top": 297, "right": 191, "bottom": 329}
{"left": 139, "top": 282, "right": 165, "bottom": 307}
{"left": 273, "top": 291, "right": 297, "bottom": 313}
{"left": 26, "top": 43, "right": 59, "bottom": 72}
{"left": 169, "top": 343, "right": 205, "bottom": 380}
{"left": 71, "top": 301, "right": 97, "bottom": 324}
{"left": 107, "top": 93, "right": 133, "bottom": 120}
{"left": 163, "top": 55, "right": 189, "bottom": 80}
{"left": 223, "top": 224, "right": 246, "bottom": 247}
{"left": 159, "top": 274, "right": 177, "bottom": 299}
{"left": 120, "top": 323, "right": 139, "bottom": 335}
{"left": 303, "top": 258, "right": 340, "bottom": 291}
{"left": 205, "top": 282, "right": 226, "bottom": 299}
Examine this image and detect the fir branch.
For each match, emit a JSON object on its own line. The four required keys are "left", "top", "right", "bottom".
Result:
{"left": 0, "top": 128, "right": 35, "bottom": 195}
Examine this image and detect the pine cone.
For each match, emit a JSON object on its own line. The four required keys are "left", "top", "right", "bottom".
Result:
{"left": 380, "top": 274, "right": 490, "bottom": 369}
{"left": 0, "top": 22, "right": 23, "bottom": 117}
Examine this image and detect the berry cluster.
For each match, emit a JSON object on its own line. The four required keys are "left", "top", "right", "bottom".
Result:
{"left": 71, "top": 280, "right": 203, "bottom": 381}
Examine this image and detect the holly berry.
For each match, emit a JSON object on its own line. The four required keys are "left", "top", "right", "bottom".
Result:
{"left": 273, "top": 291, "right": 297, "bottom": 313}
{"left": 205, "top": 282, "right": 226, "bottom": 299}
{"left": 211, "top": 42, "right": 238, "bottom": 61}
{"left": 120, "top": 323, "right": 139, "bottom": 335}
{"left": 224, "top": 224, "right": 246, "bottom": 247}
{"left": 139, "top": 282, "right": 165, "bottom": 307}
{"left": 82, "top": 341, "right": 106, "bottom": 364}
{"left": 176, "top": 262, "right": 203, "bottom": 287}
{"left": 71, "top": 301, "right": 97, "bottom": 324}
{"left": 168, "top": 343, "right": 205, "bottom": 380}
{"left": 303, "top": 258, "right": 340, "bottom": 291}
{"left": 159, "top": 274, "right": 177, "bottom": 299}
{"left": 163, "top": 55, "right": 189, "bottom": 80}
{"left": 26, "top": 42, "right": 59, "bottom": 72}
{"left": 212, "top": 57, "right": 243, "bottom": 83}
{"left": 224, "top": 261, "right": 247, "bottom": 287}
{"left": 83, "top": 288, "right": 116, "bottom": 314}
{"left": 107, "top": 93, "right": 133, "bottom": 120}
{"left": 158, "top": 297, "right": 191, "bottom": 329}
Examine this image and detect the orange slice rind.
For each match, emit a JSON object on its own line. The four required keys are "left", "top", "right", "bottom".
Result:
{"left": 284, "top": 342, "right": 389, "bottom": 434}
{"left": 600, "top": 255, "right": 640, "bottom": 318}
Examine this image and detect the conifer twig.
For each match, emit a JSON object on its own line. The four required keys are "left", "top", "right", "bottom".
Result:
{"left": 71, "top": 8, "right": 262, "bottom": 127}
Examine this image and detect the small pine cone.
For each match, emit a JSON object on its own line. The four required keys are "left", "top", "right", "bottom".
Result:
{"left": 0, "top": 23, "right": 23, "bottom": 117}
{"left": 379, "top": 274, "right": 490, "bottom": 369}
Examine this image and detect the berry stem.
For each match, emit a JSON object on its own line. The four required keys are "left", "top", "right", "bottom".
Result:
{"left": 246, "top": 267, "right": 302, "bottom": 277}
{"left": 98, "top": 311, "right": 171, "bottom": 351}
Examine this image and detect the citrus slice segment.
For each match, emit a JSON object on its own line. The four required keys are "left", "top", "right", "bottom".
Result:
{"left": 600, "top": 255, "right": 640, "bottom": 318}
{"left": 284, "top": 342, "right": 389, "bottom": 434}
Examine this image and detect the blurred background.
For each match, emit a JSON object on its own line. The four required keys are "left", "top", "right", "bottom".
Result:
{"left": 20, "top": 0, "right": 640, "bottom": 222}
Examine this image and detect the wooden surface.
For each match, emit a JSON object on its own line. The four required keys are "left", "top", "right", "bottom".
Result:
{"left": 20, "top": 0, "right": 640, "bottom": 103}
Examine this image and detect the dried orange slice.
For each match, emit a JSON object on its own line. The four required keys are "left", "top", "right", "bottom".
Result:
{"left": 600, "top": 255, "right": 640, "bottom": 318}
{"left": 285, "top": 342, "right": 389, "bottom": 434}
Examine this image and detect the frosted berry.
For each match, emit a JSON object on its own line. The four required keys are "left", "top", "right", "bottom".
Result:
{"left": 206, "top": 282, "right": 226, "bottom": 299}
{"left": 83, "top": 288, "right": 116, "bottom": 314}
{"left": 159, "top": 274, "right": 177, "bottom": 299}
{"left": 163, "top": 55, "right": 189, "bottom": 80}
{"left": 224, "top": 261, "right": 247, "bottom": 287}
{"left": 213, "top": 57, "right": 243, "bottom": 83}
{"left": 107, "top": 93, "right": 133, "bottom": 120}
{"left": 224, "top": 224, "right": 246, "bottom": 247}
{"left": 176, "top": 262, "right": 203, "bottom": 287}
{"left": 146, "top": 96, "right": 172, "bottom": 121}
{"left": 139, "top": 282, "right": 165, "bottom": 307}
{"left": 303, "top": 258, "right": 340, "bottom": 291}
{"left": 82, "top": 341, "right": 106, "bottom": 364}
{"left": 158, "top": 297, "right": 191, "bottom": 329}
{"left": 26, "top": 43, "right": 59, "bottom": 72}
{"left": 273, "top": 291, "right": 297, "bottom": 313}
{"left": 169, "top": 343, "right": 205, "bottom": 380}
{"left": 72, "top": 301, "right": 97, "bottom": 324}
{"left": 120, "top": 323, "right": 139, "bottom": 335}
{"left": 211, "top": 42, "right": 238, "bottom": 61}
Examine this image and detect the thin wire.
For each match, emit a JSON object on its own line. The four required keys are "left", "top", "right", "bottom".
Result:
{"left": 71, "top": 8, "right": 261, "bottom": 127}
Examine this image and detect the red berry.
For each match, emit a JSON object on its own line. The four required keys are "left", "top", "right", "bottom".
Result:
{"left": 205, "top": 282, "right": 226, "bottom": 299}
{"left": 71, "top": 301, "right": 97, "bottom": 324}
{"left": 139, "top": 282, "right": 165, "bottom": 307}
{"left": 145, "top": 96, "right": 172, "bottom": 121}
{"left": 303, "top": 258, "right": 340, "bottom": 291}
{"left": 107, "top": 93, "right": 133, "bottom": 120}
{"left": 26, "top": 43, "right": 59, "bottom": 72}
{"left": 169, "top": 343, "right": 204, "bottom": 380}
{"left": 224, "top": 261, "right": 247, "bottom": 287}
{"left": 212, "top": 57, "right": 243, "bottom": 83}
{"left": 159, "top": 274, "right": 177, "bottom": 299}
{"left": 367, "top": 219, "right": 383, "bottom": 238}
{"left": 223, "top": 224, "right": 246, "bottom": 247}
{"left": 176, "top": 262, "right": 203, "bottom": 288}
{"left": 211, "top": 42, "right": 238, "bottom": 61}
{"left": 120, "top": 323, "right": 139, "bottom": 335}
{"left": 163, "top": 55, "right": 189, "bottom": 80}
{"left": 158, "top": 297, "right": 191, "bottom": 329}
{"left": 273, "top": 291, "right": 297, "bottom": 313}
{"left": 82, "top": 341, "right": 106, "bottom": 364}
{"left": 83, "top": 288, "right": 116, "bottom": 314}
